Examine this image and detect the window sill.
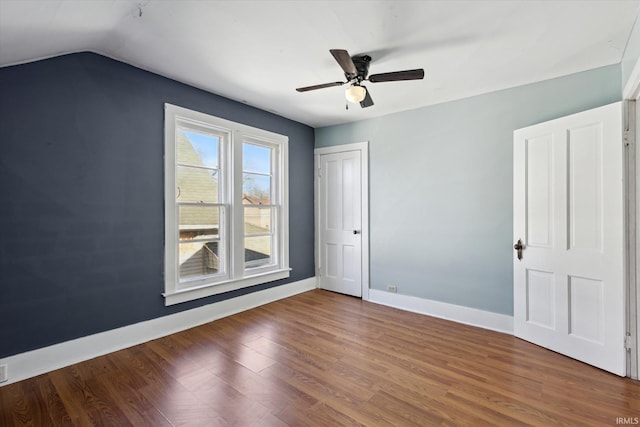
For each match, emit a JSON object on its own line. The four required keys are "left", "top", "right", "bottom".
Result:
{"left": 163, "top": 268, "right": 291, "bottom": 306}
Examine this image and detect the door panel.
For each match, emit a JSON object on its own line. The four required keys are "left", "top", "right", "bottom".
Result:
{"left": 568, "top": 124, "right": 603, "bottom": 251}
{"left": 526, "top": 269, "right": 555, "bottom": 329}
{"left": 514, "top": 102, "right": 625, "bottom": 376}
{"left": 526, "top": 134, "right": 553, "bottom": 248}
{"left": 568, "top": 276, "right": 604, "bottom": 343}
{"left": 318, "top": 151, "right": 362, "bottom": 297}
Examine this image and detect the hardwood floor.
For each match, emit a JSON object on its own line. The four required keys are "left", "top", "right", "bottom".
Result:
{"left": 1, "top": 289, "right": 639, "bottom": 426}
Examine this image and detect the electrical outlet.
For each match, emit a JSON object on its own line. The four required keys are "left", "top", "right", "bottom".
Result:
{"left": 0, "top": 364, "right": 7, "bottom": 383}
{"left": 388, "top": 285, "right": 397, "bottom": 293}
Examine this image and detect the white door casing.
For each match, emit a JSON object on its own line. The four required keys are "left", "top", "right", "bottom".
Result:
{"left": 513, "top": 102, "right": 626, "bottom": 376}
{"left": 315, "top": 143, "right": 369, "bottom": 298}
{"left": 623, "top": 56, "right": 640, "bottom": 381}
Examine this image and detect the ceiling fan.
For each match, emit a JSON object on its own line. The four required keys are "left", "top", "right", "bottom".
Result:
{"left": 296, "top": 49, "right": 424, "bottom": 108}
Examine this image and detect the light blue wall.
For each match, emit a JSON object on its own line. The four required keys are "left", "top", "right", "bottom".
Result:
{"left": 316, "top": 65, "right": 621, "bottom": 315}
{"left": 623, "top": 15, "right": 640, "bottom": 92}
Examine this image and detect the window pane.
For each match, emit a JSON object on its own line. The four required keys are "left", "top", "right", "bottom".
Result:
{"left": 242, "top": 173, "right": 271, "bottom": 204}
{"left": 245, "top": 236, "right": 272, "bottom": 267}
{"left": 177, "top": 129, "right": 219, "bottom": 169}
{"left": 244, "top": 207, "right": 272, "bottom": 235}
{"left": 243, "top": 143, "right": 271, "bottom": 174}
{"left": 179, "top": 241, "right": 223, "bottom": 280}
{"left": 177, "top": 165, "right": 219, "bottom": 203}
{"left": 179, "top": 205, "right": 221, "bottom": 241}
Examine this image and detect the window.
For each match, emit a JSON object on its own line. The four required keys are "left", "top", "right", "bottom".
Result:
{"left": 164, "top": 104, "right": 289, "bottom": 305}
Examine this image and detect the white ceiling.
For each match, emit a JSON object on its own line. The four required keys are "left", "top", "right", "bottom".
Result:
{"left": 1, "top": 0, "right": 639, "bottom": 128}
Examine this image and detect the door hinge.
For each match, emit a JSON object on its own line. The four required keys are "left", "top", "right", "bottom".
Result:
{"left": 625, "top": 333, "right": 635, "bottom": 350}
{"left": 625, "top": 130, "right": 632, "bottom": 147}
{"left": 318, "top": 167, "right": 322, "bottom": 178}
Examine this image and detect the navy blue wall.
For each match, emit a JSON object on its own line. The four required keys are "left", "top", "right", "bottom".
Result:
{"left": 0, "top": 52, "right": 315, "bottom": 358}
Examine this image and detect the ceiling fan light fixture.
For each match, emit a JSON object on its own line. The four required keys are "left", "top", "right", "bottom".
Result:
{"left": 345, "top": 85, "right": 366, "bottom": 103}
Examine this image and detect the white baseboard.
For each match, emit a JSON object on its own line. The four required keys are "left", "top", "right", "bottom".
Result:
{"left": 368, "top": 289, "right": 514, "bottom": 334}
{"left": 0, "top": 278, "right": 316, "bottom": 386}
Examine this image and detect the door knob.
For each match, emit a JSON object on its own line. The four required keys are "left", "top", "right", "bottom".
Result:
{"left": 353, "top": 230, "right": 361, "bottom": 235}
{"left": 514, "top": 239, "right": 524, "bottom": 261}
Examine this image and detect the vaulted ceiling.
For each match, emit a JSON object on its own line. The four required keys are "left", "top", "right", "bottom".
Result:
{"left": 1, "top": 0, "right": 638, "bottom": 127}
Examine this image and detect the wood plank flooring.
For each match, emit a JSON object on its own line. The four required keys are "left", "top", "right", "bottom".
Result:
{"left": 1, "top": 289, "right": 639, "bottom": 426}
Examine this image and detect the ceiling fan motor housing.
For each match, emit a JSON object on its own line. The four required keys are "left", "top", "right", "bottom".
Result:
{"left": 350, "top": 55, "right": 371, "bottom": 82}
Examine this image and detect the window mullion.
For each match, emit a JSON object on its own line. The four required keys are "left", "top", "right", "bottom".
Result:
{"left": 231, "top": 130, "right": 245, "bottom": 279}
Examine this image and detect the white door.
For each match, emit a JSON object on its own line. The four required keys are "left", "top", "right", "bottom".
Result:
{"left": 513, "top": 102, "right": 626, "bottom": 376}
{"left": 317, "top": 149, "right": 363, "bottom": 297}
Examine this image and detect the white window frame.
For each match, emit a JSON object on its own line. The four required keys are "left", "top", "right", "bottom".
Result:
{"left": 240, "top": 137, "right": 283, "bottom": 273}
{"left": 164, "top": 103, "right": 290, "bottom": 306}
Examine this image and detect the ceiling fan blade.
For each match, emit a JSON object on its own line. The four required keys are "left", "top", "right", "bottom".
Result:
{"left": 360, "top": 86, "right": 374, "bottom": 108}
{"left": 330, "top": 49, "right": 357, "bottom": 77}
{"left": 368, "top": 69, "right": 425, "bottom": 83}
{"left": 296, "top": 81, "right": 344, "bottom": 92}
